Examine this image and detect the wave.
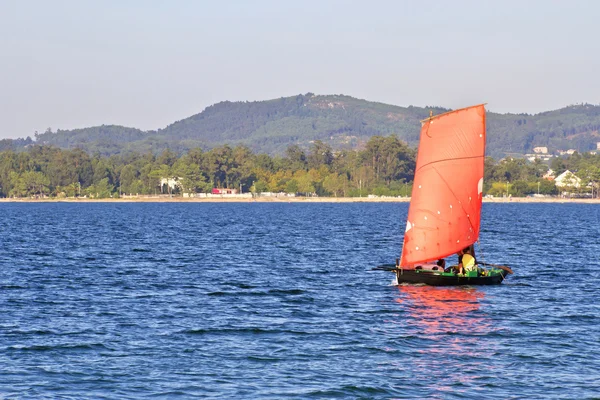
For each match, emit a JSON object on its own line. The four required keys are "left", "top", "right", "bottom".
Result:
{"left": 6, "top": 342, "right": 110, "bottom": 352}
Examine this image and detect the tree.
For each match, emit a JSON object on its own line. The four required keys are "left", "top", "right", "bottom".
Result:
{"left": 284, "top": 144, "right": 307, "bottom": 172}
{"left": 176, "top": 162, "right": 211, "bottom": 194}
{"left": 86, "top": 178, "right": 114, "bottom": 198}
{"left": 65, "top": 182, "right": 80, "bottom": 197}
{"left": 0, "top": 150, "right": 18, "bottom": 196}
{"left": 512, "top": 180, "right": 530, "bottom": 196}
{"left": 578, "top": 165, "right": 600, "bottom": 198}
{"left": 550, "top": 157, "right": 567, "bottom": 176}
{"left": 361, "top": 135, "right": 415, "bottom": 184}
{"left": 92, "top": 158, "right": 114, "bottom": 186}
{"left": 230, "top": 145, "right": 256, "bottom": 191}
{"left": 323, "top": 173, "right": 343, "bottom": 197}
{"left": 203, "top": 145, "right": 234, "bottom": 188}
{"left": 268, "top": 170, "right": 291, "bottom": 193}
{"left": 495, "top": 157, "right": 529, "bottom": 182}
{"left": 157, "top": 149, "right": 178, "bottom": 167}
{"left": 307, "top": 140, "right": 333, "bottom": 170}
{"left": 9, "top": 171, "right": 50, "bottom": 197}
{"left": 120, "top": 165, "right": 137, "bottom": 194}
{"left": 285, "top": 179, "right": 299, "bottom": 194}
{"left": 295, "top": 171, "right": 315, "bottom": 195}
{"left": 539, "top": 179, "right": 558, "bottom": 195}
{"left": 352, "top": 165, "right": 374, "bottom": 196}
{"left": 253, "top": 179, "right": 269, "bottom": 193}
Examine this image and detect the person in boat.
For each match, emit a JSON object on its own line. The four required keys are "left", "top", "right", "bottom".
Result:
{"left": 436, "top": 258, "right": 446, "bottom": 270}
{"left": 457, "top": 245, "right": 477, "bottom": 275}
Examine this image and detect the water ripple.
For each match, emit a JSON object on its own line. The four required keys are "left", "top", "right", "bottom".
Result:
{"left": 0, "top": 202, "right": 598, "bottom": 398}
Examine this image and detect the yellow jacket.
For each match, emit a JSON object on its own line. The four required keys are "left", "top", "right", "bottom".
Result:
{"left": 462, "top": 254, "right": 476, "bottom": 272}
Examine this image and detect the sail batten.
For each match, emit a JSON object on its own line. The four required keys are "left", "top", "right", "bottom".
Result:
{"left": 400, "top": 105, "right": 486, "bottom": 267}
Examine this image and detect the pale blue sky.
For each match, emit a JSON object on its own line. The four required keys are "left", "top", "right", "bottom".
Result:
{"left": 1, "top": 0, "right": 598, "bottom": 139}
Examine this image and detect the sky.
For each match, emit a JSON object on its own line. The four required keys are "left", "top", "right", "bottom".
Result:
{"left": 1, "top": 0, "right": 599, "bottom": 139}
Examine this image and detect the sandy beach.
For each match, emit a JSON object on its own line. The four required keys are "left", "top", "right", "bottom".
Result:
{"left": 1, "top": 195, "right": 599, "bottom": 204}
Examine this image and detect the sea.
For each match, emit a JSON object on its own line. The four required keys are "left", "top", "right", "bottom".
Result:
{"left": 1, "top": 202, "right": 599, "bottom": 399}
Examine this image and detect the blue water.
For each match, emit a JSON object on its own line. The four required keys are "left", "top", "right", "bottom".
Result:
{"left": 1, "top": 202, "right": 599, "bottom": 399}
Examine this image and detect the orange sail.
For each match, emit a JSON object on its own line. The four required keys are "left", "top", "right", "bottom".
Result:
{"left": 400, "top": 105, "right": 486, "bottom": 267}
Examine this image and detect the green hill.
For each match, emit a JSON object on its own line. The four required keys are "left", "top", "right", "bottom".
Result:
{"left": 22, "top": 94, "right": 600, "bottom": 158}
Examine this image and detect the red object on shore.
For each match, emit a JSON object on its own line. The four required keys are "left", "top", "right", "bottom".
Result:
{"left": 212, "top": 188, "right": 238, "bottom": 195}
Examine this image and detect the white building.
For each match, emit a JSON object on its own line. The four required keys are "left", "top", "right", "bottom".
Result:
{"left": 533, "top": 146, "right": 548, "bottom": 154}
{"left": 554, "top": 170, "right": 581, "bottom": 188}
{"left": 160, "top": 177, "right": 182, "bottom": 191}
{"left": 526, "top": 154, "right": 553, "bottom": 162}
{"left": 557, "top": 149, "right": 577, "bottom": 156}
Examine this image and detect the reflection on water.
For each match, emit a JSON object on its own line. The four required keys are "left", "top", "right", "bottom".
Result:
{"left": 396, "top": 285, "right": 486, "bottom": 338}
{"left": 393, "top": 285, "right": 497, "bottom": 391}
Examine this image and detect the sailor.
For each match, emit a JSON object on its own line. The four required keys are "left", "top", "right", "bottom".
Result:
{"left": 457, "top": 246, "right": 477, "bottom": 274}
{"left": 436, "top": 258, "right": 446, "bottom": 270}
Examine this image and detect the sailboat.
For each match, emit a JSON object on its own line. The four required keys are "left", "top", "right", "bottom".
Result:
{"left": 376, "top": 104, "right": 512, "bottom": 286}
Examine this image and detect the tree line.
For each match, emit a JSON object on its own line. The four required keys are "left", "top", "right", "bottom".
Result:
{"left": 0, "top": 136, "right": 415, "bottom": 198}
{"left": 1, "top": 136, "right": 599, "bottom": 198}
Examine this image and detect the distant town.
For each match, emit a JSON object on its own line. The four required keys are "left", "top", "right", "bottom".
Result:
{"left": 524, "top": 142, "right": 599, "bottom": 162}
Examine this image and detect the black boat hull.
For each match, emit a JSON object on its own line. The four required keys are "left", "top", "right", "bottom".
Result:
{"left": 395, "top": 269, "right": 506, "bottom": 286}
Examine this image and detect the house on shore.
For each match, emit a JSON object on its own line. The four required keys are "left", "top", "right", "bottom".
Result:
{"left": 554, "top": 170, "right": 581, "bottom": 189}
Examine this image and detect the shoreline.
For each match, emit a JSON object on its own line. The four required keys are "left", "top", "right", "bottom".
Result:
{"left": 1, "top": 196, "right": 599, "bottom": 204}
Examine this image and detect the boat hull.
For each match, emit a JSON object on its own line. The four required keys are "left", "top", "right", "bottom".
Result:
{"left": 395, "top": 269, "right": 506, "bottom": 286}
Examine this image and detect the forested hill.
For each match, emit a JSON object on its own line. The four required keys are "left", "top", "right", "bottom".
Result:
{"left": 11, "top": 94, "right": 600, "bottom": 158}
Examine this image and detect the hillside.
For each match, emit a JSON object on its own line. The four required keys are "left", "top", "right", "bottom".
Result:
{"left": 17, "top": 94, "right": 600, "bottom": 158}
